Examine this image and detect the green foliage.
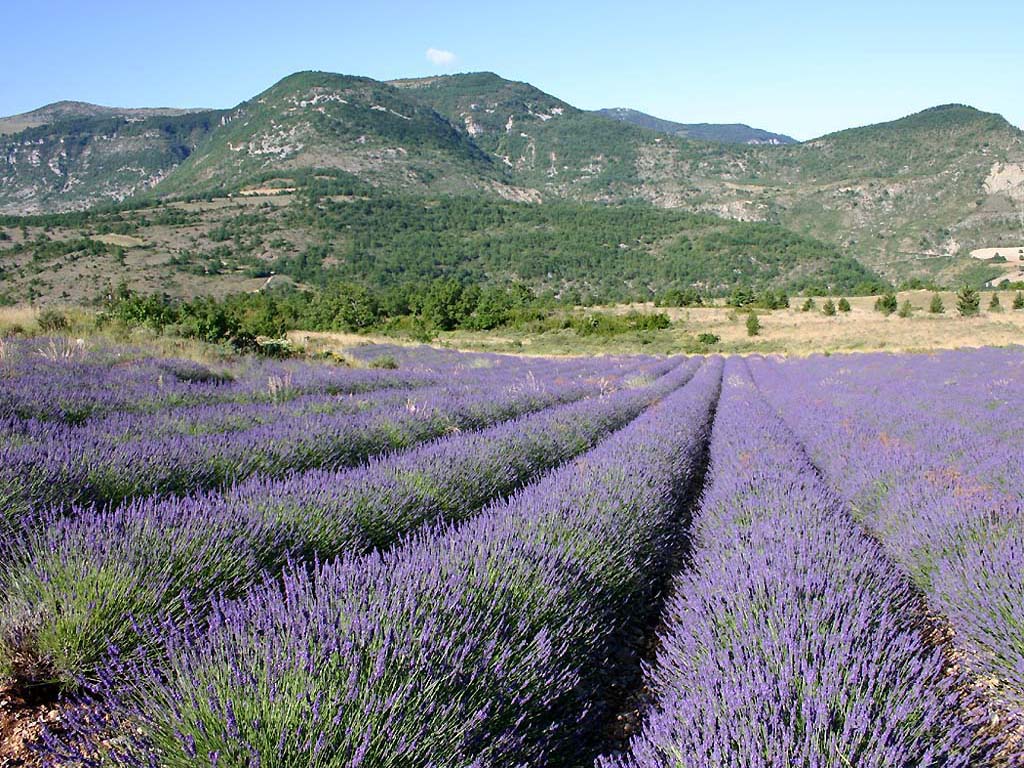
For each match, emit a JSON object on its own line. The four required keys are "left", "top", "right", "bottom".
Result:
{"left": 822, "top": 298, "right": 836, "bottom": 316}
{"left": 897, "top": 300, "right": 913, "bottom": 318}
{"left": 837, "top": 297, "right": 851, "bottom": 312}
{"left": 265, "top": 193, "right": 882, "bottom": 299}
{"left": 572, "top": 310, "right": 671, "bottom": 337}
{"left": 801, "top": 298, "right": 815, "bottom": 312}
{"left": 746, "top": 312, "right": 761, "bottom": 336}
{"left": 37, "top": 309, "right": 69, "bottom": 332}
{"left": 988, "top": 292, "right": 1003, "bottom": 312}
{"left": 1013, "top": 291, "right": 1024, "bottom": 310}
{"left": 654, "top": 287, "right": 703, "bottom": 307}
{"left": 368, "top": 355, "right": 398, "bottom": 370}
{"left": 957, "top": 285, "right": 980, "bottom": 317}
{"left": 929, "top": 293, "right": 945, "bottom": 314}
{"left": 727, "top": 286, "right": 757, "bottom": 308}
{"left": 696, "top": 332, "right": 719, "bottom": 345}
{"left": 874, "top": 292, "right": 899, "bottom": 316}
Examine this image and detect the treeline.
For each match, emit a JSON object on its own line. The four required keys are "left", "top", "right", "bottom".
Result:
{"left": 98, "top": 280, "right": 679, "bottom": 351}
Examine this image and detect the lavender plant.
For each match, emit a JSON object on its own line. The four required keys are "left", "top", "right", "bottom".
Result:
{"left": 47, "top": 359, "right": 723, "bottom": 767}
{"left": 599, "top": 358, "right": 1005, "bottom": 768}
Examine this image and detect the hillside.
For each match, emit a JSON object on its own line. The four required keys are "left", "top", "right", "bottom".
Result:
{"left": 2, "top": 72, "right": 1023, "bottom": 287}
{"left": 391, "top": 72, "right": 650, "bottom": 198}
{"left": 0, "top": 185, "right": 882, "bottom": 305}
{"left": 152, "top": 71, "right": 509, "bottom": 200}
{"left": 0, "top": 101, "right": 204, "bottom": 135}
{"left": 594, "top": 107, "right": 796, "bottom": 145}
{"left": 0, "top": 109, "right": 223, "bottom": 214}
{"left": 636, "top": 104, "right": 1024, "bottom": 282}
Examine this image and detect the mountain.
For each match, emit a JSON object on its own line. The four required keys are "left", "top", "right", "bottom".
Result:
{"left": 153, "top": 71, "right": 506, "bottom": 200}
{"left": 0, "top": 101, "right": 204, "bottom": 135}
{"left": 635, "top": 104, "right": 1024, "bottom": 283}
{"left": 594, "top": 108, "right": 796, "bottom": 145}
{"left": 2, "top": 72, "right": 1023, "bottom": 287}
{"left": 0, "top": 109, "right": 222, "bottom": 214}
{"left": 391, "top": 72, "right": 650, "bottom": 197}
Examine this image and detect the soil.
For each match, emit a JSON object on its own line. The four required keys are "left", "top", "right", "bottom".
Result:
{"left": 0, "top": 684, "right": 62, "bottom": 767}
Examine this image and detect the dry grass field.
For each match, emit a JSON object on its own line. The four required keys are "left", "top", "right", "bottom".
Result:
{"left": 286, "top": 290, "right": 1024, "bottom": 358}
{"left": 5, "top": 289, "right": 1023, "bottom": 359}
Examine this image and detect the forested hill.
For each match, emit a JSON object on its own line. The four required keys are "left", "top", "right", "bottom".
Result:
{"left": 0, "top": 182, "right": 884, "bottom": 306}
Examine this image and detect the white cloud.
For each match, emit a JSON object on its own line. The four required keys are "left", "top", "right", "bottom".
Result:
{"left": 425, "top": 48, "right": 457, "bottom": 67}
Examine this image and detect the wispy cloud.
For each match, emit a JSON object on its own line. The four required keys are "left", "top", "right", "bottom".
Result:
{"left": 425, "top": 48, "right": 457, "bottom": 67}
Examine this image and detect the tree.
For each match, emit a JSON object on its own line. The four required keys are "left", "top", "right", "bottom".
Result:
{"left": 728, "top": 286, "right": 757, "bottom": 308}
{"left": 746, "top": 312, "right": 761, "bottom": 336}
{"left": 989, "top": 292, "right": 1003, "bottom": 312}
{"left": 929, "top": 293, "right": 945, "bottom": 314}
{"left": 897, "top": 300, "right": 913, "bottom": 318}
{"left": 837, "top": 297, "right": 851, "bottom": 312}
{"left": 957, "top": 285, "right": 980, "bottom": 317}
{"left": 801, "top": 297, "right": 815, "bottom": 312}
{"left": 822, "top": 298, "right": 836, "bottom": 316}
{"left": 421, "top": 279, "right": 468, "bottom": 330}
{"left": 1013, "top": 291, "right": 1024, "bottom": 310}
{"left": 874, "top": 292, "right": 898, "bottom": 316}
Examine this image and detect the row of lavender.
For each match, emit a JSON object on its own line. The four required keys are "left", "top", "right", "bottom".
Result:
{"left": 601, "top": 358, "right": 1006, "bottom": 767}
{"left": 0, "top": 341, "right": 428, "bottom": 423}
{"left": 749, "top": 350, "right": 1024, "bottom": 724}
{"left": 0, "top": 355, "right": 697, "bottom": 689}
{"left": 48, "top": 357, "right": 723, "bottom": 766}
{"left": 2, "top": 344, "right": 668, "bottom": 521}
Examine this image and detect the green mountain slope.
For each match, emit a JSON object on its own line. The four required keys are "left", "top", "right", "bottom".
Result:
{"left": 152, "top": 71, "right": 503, "bottom": 199}
{"left": 0, "top": 101, "right": 204, "bottom": 135}
{"left": 594, "top": 107, "right": 796, "bottom": 145}
{"left": 0, "top": 110, "right": 222, "bottom": 214}
{"left": 391, "top": 72, "right": 649, "bottom": 197}
{"left": 635, "top": 105, "right": 1024, "bottom": 282}
{"left": 0, "top": 187, "right": 883, "bottom": 305}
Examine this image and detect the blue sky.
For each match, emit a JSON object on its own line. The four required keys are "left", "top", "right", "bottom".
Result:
{"left": 4, "top": 0, "right": 1022, "bottom": 140}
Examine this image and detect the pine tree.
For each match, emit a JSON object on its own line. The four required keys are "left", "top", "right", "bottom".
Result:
{"left": 746, "top": 312, "right": 761, "bottom": 336}
{"left": 989, "top": 292, "right": 1003, "bottom": 312}
{"left": 801, "top": 297, "right": 815, "bottom": 312}
{"left": 1013, "top": 291, "right": 1024, "bottom": 310}
{"left": 897, "top": 300, "right": 913, "bottom": 318}
{"left": 822, "top": 298, "right": 836, "bottom": 316}
{"left": 874, "top": 292, "right": 898, "bottom": 316}
{"left": 837, "top": 297, "right": 851, "bottom": 312}
{"left": 957, "top": 286, "right": 980, "bottom": 317}
{"left": 929, "top": 293, "right": 945, "bottom": 314}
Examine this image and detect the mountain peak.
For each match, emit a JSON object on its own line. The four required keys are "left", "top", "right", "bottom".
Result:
{"left": 594, "top": 107, "right": 796, "bottom": 145}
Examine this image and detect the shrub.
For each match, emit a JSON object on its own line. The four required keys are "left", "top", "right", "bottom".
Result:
{"left": 957, "top": 286, "right": 980, "bottom": 317}
{"left": 37, "top": 309, "right": 69, "bottom": 332}
{"left": 874, "top": 292, "right": 898, "bottom": 316}
{"left": 837, "top": 298, "right": 851, "bottom": 312}
{"left": 822, "top": 298, "right": 836, "bottom": 316}
{"left": 801, "top": 298, "right": 815, "bottom": 312}
{"left": 988, "top": 293, "right": 1002, "bottom": 312}
{"left": 929, "top": 293, "right": 945, "bottom": 314}
{"left": 746, "top": 312, "right": 761, "bottom": 337}
{"left": 1013, "top": 291, "right": 1024, "bottom": 310}
{"left": 897, "top": 300, "right": 913, "bottom": 318}
{"left": 696, "top": 332, "right": 720, "bottom": 345}
{"left": 369, "top": 355, "right": 399, "bottom": 369}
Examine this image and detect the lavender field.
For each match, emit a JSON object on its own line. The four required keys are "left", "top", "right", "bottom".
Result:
{"left": 0, "top": 340, "right": 1022, "bottom": 766}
